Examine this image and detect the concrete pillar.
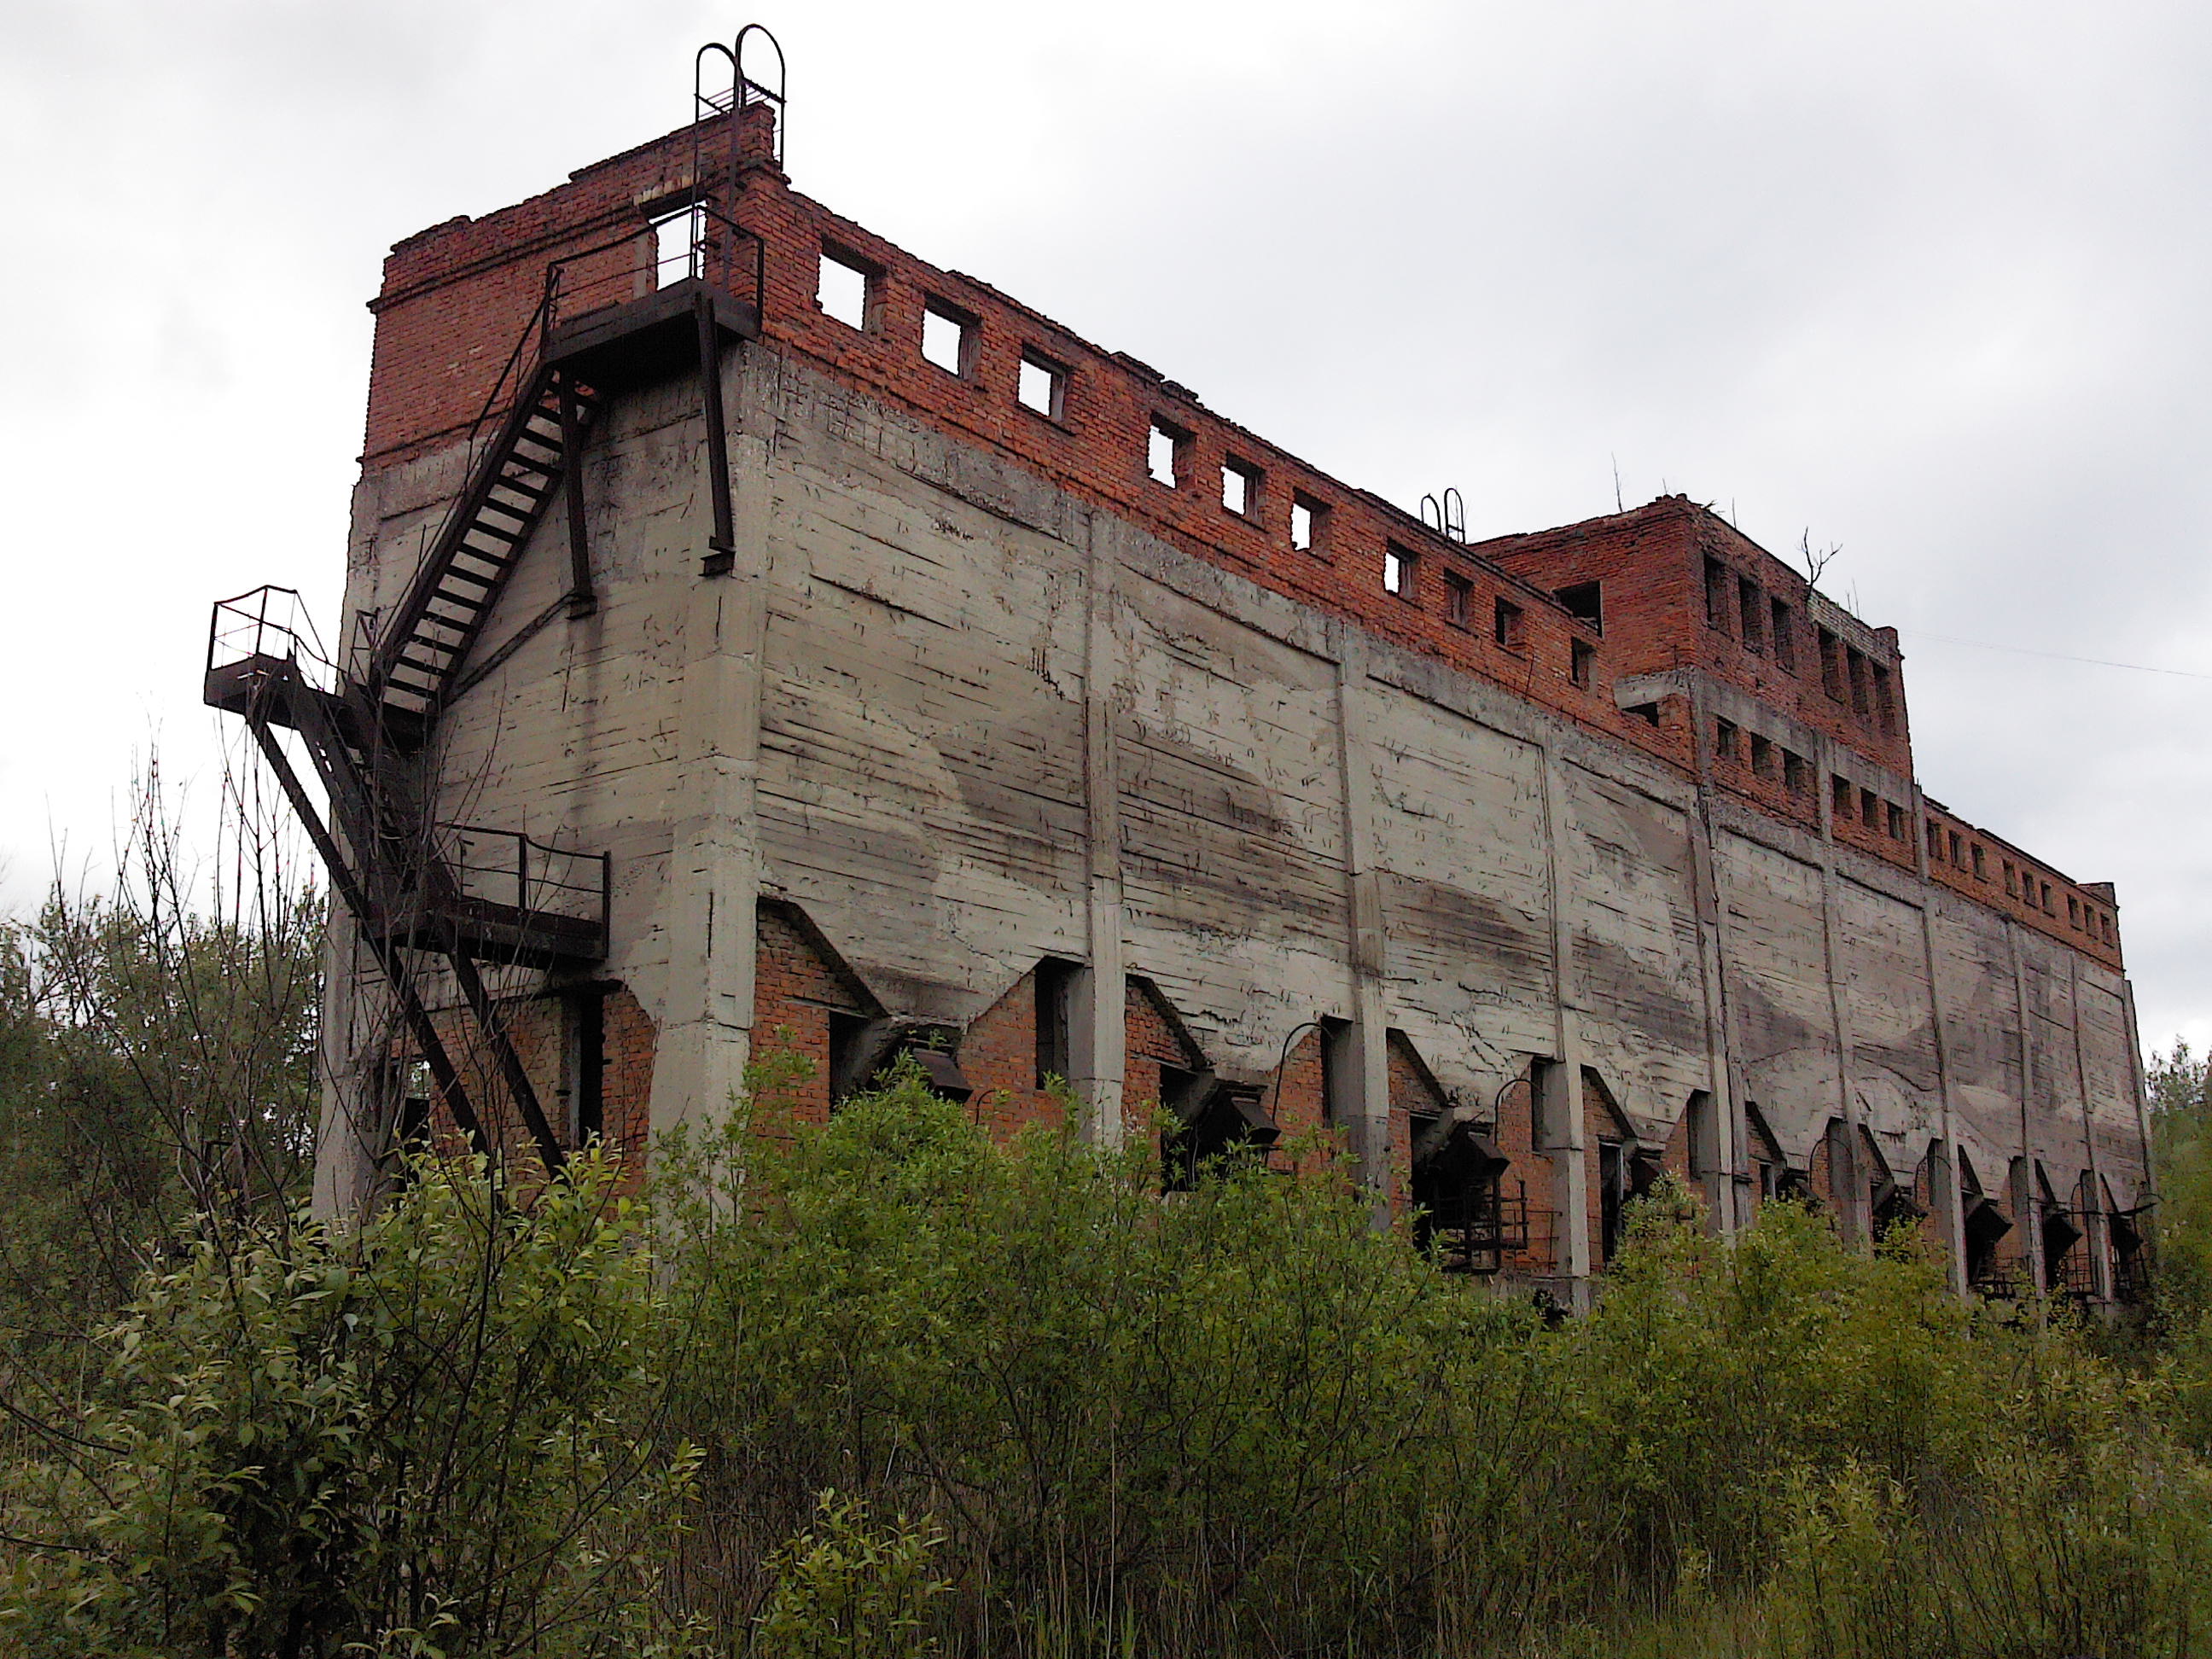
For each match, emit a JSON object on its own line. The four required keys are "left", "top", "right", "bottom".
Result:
{"left": 1813, "top": 736, "right": 1867, "bottom": 1247}
{"left": 1332, "top": 634, "right": 1394, "bottom": 1201}
{"left": 1536, "top": 740, "right": 1593, "bottom": 1303}
{"left": 647, "top": 418, "right": 770, "bottom": 1144}
{"left": 311, "top": 911, "right": 380, "bottom": 1221}
{"left": 1073, "top": 513, "right": 1126, "bottom": 1145}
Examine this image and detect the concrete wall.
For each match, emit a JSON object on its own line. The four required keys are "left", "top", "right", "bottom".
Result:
{"left": 323, "top": 333, "right": 2152, "bottom": 1299}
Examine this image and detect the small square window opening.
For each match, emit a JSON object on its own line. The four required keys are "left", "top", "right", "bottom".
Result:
{"left": 1018, "top": 352, "right": 1068, "bottom": 422}
{"left": 1749, "top": 732, "right": 1773, "bottom": 777}
{"left": 1147, "top": 420, "right": 1185, "bottom": 487}
{"left": 1494, "top": 597, "right": 1525, "bottom": 650}
{"left": 1714, "top": 718, "right": 1739, "bottom": 763}
{"left": 1384, "top": 544, "right": 1417, "bottom": 599}
{"left": 1784, "top": 750, "right": 1808, "bottom": 794}
{"left": 817, "top": 246, "right": 875, "bottom": 330}
{"left": 1444, "top": 572, "right": 1472, "bottom": 630}
{"left": 921, "top": 301, "right": 974, "bottom": 375}
{"left": 1222, "top": 458, "right": 1260, "bottom": 517}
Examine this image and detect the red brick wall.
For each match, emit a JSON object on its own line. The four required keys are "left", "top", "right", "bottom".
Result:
{"left": 750, "top": 905, "right": 869, "bottom": 1127}
{"left": 956, "top": 968, "right": 1071, "bottom": 1139}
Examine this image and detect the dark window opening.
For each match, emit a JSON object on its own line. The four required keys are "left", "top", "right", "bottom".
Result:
{"left": 1783, "top": 749, "right": 1808, "bottom": 794}
{"left": 1846, "top": 646, "right": 1871, "bottom": 719}
{"left": 1926, "top": 820, "right": 1942, "bottom": 860}
{"left": 1871, "top": 664, "right": 1897, "bottom": 734}
{"left": 2042, "top": 1208, "right": 2086, "bottom": 1295}
{"left": 1161, "top": 1070, "right": 1278, "bottom": 1191}
{"left": 1749, "top": 732, "right": 1773, "bottom": 777}
{"left": 1412, "top": 1121, "right": 1517, "bottom": 1274}
{"left": 1703, "top": 556, "right": 1730, "bottom": 630}
{"left": 1964, "top": 1196, "right": 2014, "bottom": 1293}
{"left": 1971, "top": 843, "right": 1987, "bottom": 879}
{"left": 1598, "top": 1139, "right": 1626, "bottom": 1265}
{"left": 1494, "top": 597, "right": 1525, "bottom": 650}
{"left": 1034, "top": 959, "right": 1077, "bottom": 1088}
{"left": 2068, "top": 895, "right": 2081, "bottom": 928}
{"left": 1819, "top": 628, "right": 1844, "bottom": 701}
{"left": 565, "top": 989, "right": 606, "bottom": 1146}
{"left": 1714, "top": 717, "right": 1739, "bottom": 764}
{"left": 1018, "top": 350, "right": 1069, "bottom": 422}
{"left": 1569, "top": 637, "right": 1595, "bottom": 690}
{"left": 1771, "top": 597, "right": 1796, "bottom": 671}
{"left": 1832, "top": 775, "right": 1853, "bottom": 820}
{"left": 1860, "top": 787, "right": 1879, "bottom": 830}
{"left": 2041, "top": 880, "right": 2054, "bottom": 913}
{"left": 1738, "top": 575, "right": 1764, "bottom": 653}
{"left": 828, "top": 1010, "right": 886, "bottom": 1106}
{"left": 2111, "top": 1210, "right": 2147, "bottom": 1303}
{"left": 1319, "top": 1016, "right": 1353, "bottom": 1129}
{"left": 2004, "top": 861, "right": 2018, "bottom": 896}
{"left": 1557, "top": 580, "right": 1604, "bottom": 634}
{"left": 1948, "top": 830, "right": 1964, "bottom": 868}
{"left": 1626, "top": 701, "right": 1661, "bottom": 727}
{"left": 1887, "top": 801, "right": 1907, "bottom": 840}
{"left": 1444, "top": 571, "right": 1472, "bottom": 630}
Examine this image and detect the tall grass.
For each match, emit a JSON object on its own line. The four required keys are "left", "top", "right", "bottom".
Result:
{"left": 4, "top": 1066, "right": 2207, "bottom": 1657}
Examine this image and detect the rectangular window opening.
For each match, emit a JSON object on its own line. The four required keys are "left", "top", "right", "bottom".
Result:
{"left": 1557, "top": 580, "right": 1604, "bottom": 634}
{"left": 2004, "top": 861, "right": 2018, "bottom": 895}
{"left": 1859, "top": 787, "right": 1879, "bottom": 830}
{"left": 1948, "top": 830, "right": 1964, "bottom": 867}
{"left": 564, "top": 989, "right": 606, "bottom": 1147}
{"left": 1018, "top": 350, "right": 1069, "bottom": 422}
{"left": 817, "top": 244, "right": 876, "bottom": 331}
{"left": 1887, "top": 801, "right": 1906, "bottom": 840}
{"left": 1749, "top": 733, "right": 1773, "bottom": 777}
{"left": 1738, "top": 576, "right": 1764, "bottom": 653}
{"left": 1971, "top": 843, "right": 1987, "bottom": 879}
{"left": 1444, "top": 572, "right": 1472, "bottom": 630}
{"left": 1570, "top": 637, "right": 1596, "bottom": 690}
{"left": 1034, "top": 959, "right": 1077, "bottom": 1088}
{"left": 921, "top": 300, "right": 976, "bottom": 375}
{"left": 1147, "top": 418, "right": 1188, "bottom": 487}
{"left": 1493, "top": 597, "right": 1525, "bottom": 650}
{"left": 1872, "top": 664, "right": 1897, "bottom": 735}
{"left": 1627, "top": 701, "right": 1662, "bottom": 727}
{"left": 1714, "top": 717, "right": 1739, "bottom": 763}
{"left": 1926, "top": 821, "right": 1941, "bottom": 859}
{"left": 1833, "top": 775, "right": 1854, "bottom": 820}
{"left": 1221, "top": 457, "right": 1260, "bottom": 517}
{"left": 1290, "top": 492, "right": 1327, "bottom": 554}
{"left": 1783, "top": 749, "right": 1808, "bottom": 795}
{"left": 1847, "top": 646, "right": 1871, "bottom": 719}
{"left": 1384, "top": 543, "right": 1418, "bottom": 600}
{"left": 1771, "top": 597, "right": 1796, "bottom": 671}
{"left": 2040, "top": 881, "right": 2054, "bottom": 913}
{"left": 652, "top": 201, "right": 702, "bottom": 289}
{"left": 1703, "top": 556, "right": 1730, "bottom": 630}
{"left": 1819, "top": 628, "right": 1844, "bottom": 701}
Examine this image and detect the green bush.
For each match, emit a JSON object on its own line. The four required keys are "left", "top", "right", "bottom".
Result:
{"left": 8, "top": 1063, "right": 2212, "bottom": 1659}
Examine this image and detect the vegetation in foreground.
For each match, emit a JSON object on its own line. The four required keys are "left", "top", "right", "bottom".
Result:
{"left": 5, "top": 794, "right": 2212, "bottom": 1656}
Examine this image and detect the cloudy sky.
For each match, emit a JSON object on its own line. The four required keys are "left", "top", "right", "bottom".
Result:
{"left": 4, "top": 0, "right": 2209, "bottom": 1053}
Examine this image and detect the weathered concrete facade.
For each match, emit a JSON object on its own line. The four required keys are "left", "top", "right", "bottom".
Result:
{"left": 307, "top": 97, "right": 2151, "bottom": 1304}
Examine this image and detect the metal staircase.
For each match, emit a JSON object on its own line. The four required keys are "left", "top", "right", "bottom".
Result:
{"left": 367, "top": 367, "right": 602, "bottom": 743}
{"left": 203, "top": 32, "right": 780, "bottom": 1179}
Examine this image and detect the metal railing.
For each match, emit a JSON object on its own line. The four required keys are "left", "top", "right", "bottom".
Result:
{"left": 434, "top": 824, "right": 609, "bottom": 929}
{"left": 207, "top": 586, "right": 337, "bottom": 694}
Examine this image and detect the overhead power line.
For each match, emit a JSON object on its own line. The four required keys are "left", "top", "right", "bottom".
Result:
{"left": 1896, "top": 627, "right": 2212, "bottom": 682}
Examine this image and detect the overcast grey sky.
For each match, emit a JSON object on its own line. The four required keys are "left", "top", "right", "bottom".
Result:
{"left": 4, "top": 0, "right": 2209, "bottom": 1054}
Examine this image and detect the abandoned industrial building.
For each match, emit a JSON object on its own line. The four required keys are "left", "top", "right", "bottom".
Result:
{"left": 206, "top": 34, "right": 2153, "bottom": 1308}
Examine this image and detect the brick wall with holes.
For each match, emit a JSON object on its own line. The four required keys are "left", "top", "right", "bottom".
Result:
{"left": 749, "top": 905, "right": 866, "bottom": 1128}
{"left": 355, "top": 107, "right": 2125, "bottom": 977}
{"left": 955, "top": 968, "right": 1071, "bottom": 1139}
